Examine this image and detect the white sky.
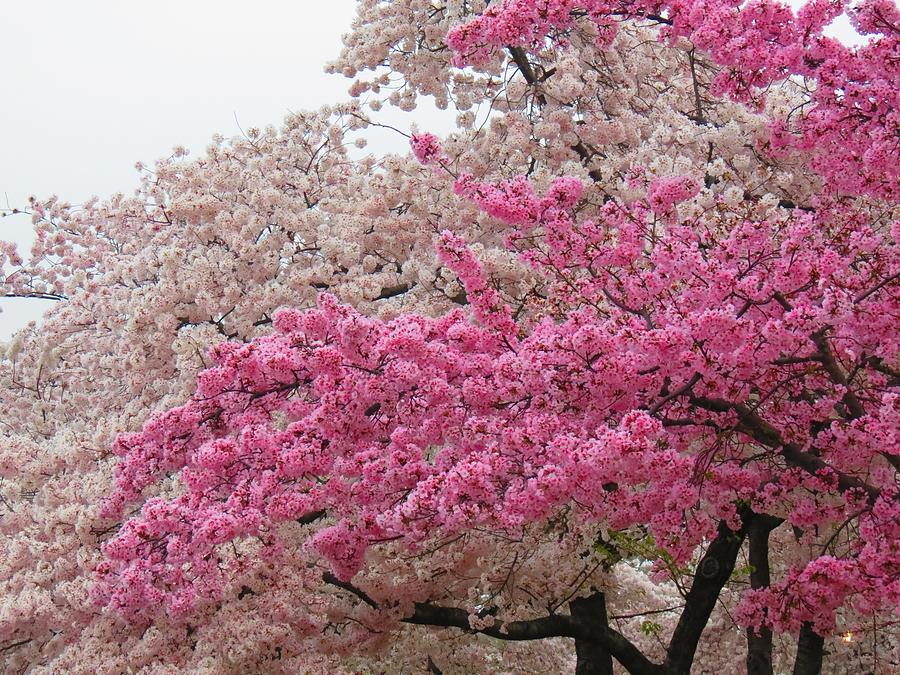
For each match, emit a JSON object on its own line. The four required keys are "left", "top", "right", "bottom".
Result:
{"left": 0, "top": 1, "right": 861, "bottom": 340}
{"left": 0, "top": 0, "right": 458, "bottom": 340}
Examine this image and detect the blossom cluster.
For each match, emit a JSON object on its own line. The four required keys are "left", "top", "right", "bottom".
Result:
{"left": 409, "top": 132, "right": 445, "bottom": 165}
{"left": 647, "top": 174, "right": 701, "bottom": 216}
{"left": 99, "top": 169, "right": 899, "bottom": 646}
{"left": 446, "top": 0, "right": 899, "bottom": 202}
{"left": 1, "top": 0, "right": 897, "bottom": 672}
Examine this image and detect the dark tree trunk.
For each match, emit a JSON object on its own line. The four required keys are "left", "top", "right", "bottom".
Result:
{"left": 664, "top": 514, "right": 752, "bottom": 674}
{"left": 792, "top": 622, "right": 825, "bottom": 675}
{"left": 570, "top": 592, "right": 614, "bottom": 675}
{"left": 746, "top": 516, "right": 781, "bottom": 675}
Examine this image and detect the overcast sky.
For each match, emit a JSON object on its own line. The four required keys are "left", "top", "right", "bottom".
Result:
{"left": 0, "top": 1, "right": 860, "bottom": 340}
{"left": 0, "top": 0, "right": 460, "bottom": 339}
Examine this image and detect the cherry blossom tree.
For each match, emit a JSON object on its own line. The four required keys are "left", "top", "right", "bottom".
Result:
{"left": 2, "top": 0, "right": 898, "bottom": 673}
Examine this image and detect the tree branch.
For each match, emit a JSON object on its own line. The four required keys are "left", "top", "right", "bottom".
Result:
{"left": 426, "top": 655, "right": 443, "bottom": 675}
{"left": 297, "top": 509, "right": 326, "bottom": 525}
{"left": 505, "top": 46, "right": 606, "bottom": 185}
{"left": 809, "top": 331, "right": 865, "bottom": 419}
{"left": 854, "top": 270, "right": 899, "bottom": 304}
{"left": 507, "top": 46, "right": 539, "bottom": 84}
{"left": 322, "top": 572, "right": 378, "bottom": 609}
{"left": 647, "top": 373, "right": 701, "bottom": 416}
{"left": 322, "top": 572, "right": 659, "bottom": 674}
{"left": 690, "top": 396, "right": 881, "bottom": 503}
{"left": 377, "top": 283, "right": 411, "bottom": 301}
{"left": 407, "top": 602, "right": 661, "bottom": 674}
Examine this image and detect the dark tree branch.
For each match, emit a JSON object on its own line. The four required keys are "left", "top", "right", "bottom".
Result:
{"left": 854, "top": 270, "right": 899, "bottom": 304}
{"left": 866, "top": 356, "right": 900, "bottom": 385}
{"left": 0, "top": 638, "right": 32, "bottom": 654}
{"left": 647, "top": 373, "right": 701, "bottom": 416}
{"left": 297, "top": 509, "right": 326, "bottom": 525}
{"left": 688, "top": 50, "right": 706, "bottom": 124}
{"left": 321, "top": 572, "right": 658, "bottom": 674}
{"left": 448, "top": 288, "right": 468, "bottom": 305}
{"left": 407, "top": 602, "right": 661, "bottom": 674}
{"left": 808, "top": 334, "right": 899, "bottom": 472}
{"left": 507, "top": 46, "right": 539, "bottom": 84}
{"left": 505, "top": 46, "right": 606, "bottom": 185}
{"left": 322, "top": 572, "right": 378, "bottom": 609}
{"left": 809, "top": 331, "right": 865, "bottom": 419}
{"left": 426, "top": 655, "right": 443, "bottom": 675}
{"left": 689, "top": 396, "right": 881, "bottom": 503}
{"left": 776, "top": 198, "right": 815, "bottom": 212}
{"left": 377, "top": 283, "right": 411, "bottom": 301}
{"left": 406, "top": 601, "right": 577, "bottom": 639}
{"left": 2, "top": 292, "right": 68, "bottom": 301}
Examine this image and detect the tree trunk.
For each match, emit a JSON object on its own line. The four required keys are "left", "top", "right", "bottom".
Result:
{"left": 664, "top": 515, "right": 751, "bottom": 674}
{"left": 570, "top": 592, "right": 614, "bottom": 675}
{"left": 746, "top": 516, "right": 781, "bottom": 675}
{"left": 792, "top": 622, "right": 825, "bottom": 675}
